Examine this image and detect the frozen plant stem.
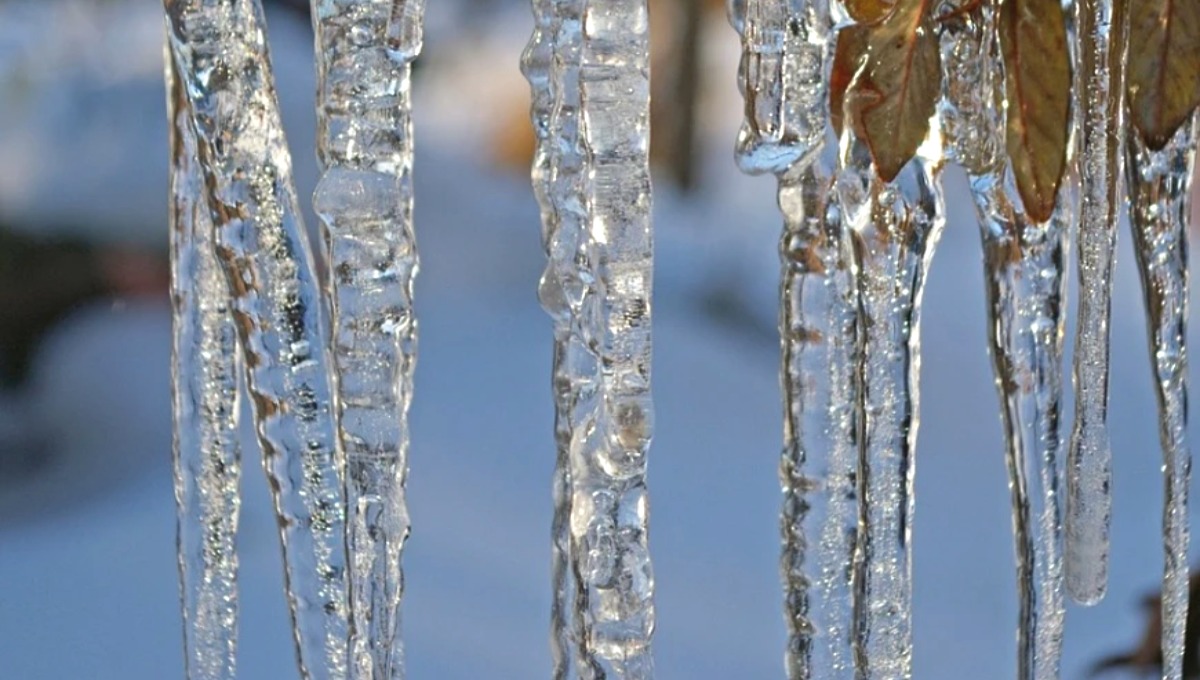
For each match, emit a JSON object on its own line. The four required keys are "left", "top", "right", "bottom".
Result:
{"left": 777, "top": 159, "right": 860, "bottom": 679}
{"left": 1126, "top": 115, "right": 1197, "bottom": 680}
{"left": 1066, "top": 0, "right": 1128, "bottom": 606}
{"left": 731, "top": 0, "right": 858, "bottom": 675}
{"left": 939, "top": 1, "right": 1068, "bottom": 676}
{"left": 168, "top": 54, "right": 243, "bottom": 680}
{"left": 311, "top": 1, "right": 423, "bottom": 677}
{"left": 840, "top": 141, "right": 945, "bottom": 680}
{"left": 732, "top": 0, "right": 830, "bottom": 175}
{"left": 164, "top": 1, "right": 350, "bottom": 677}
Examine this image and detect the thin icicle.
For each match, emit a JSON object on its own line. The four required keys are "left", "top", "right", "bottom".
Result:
{"left": 776, "top": 155, "right": 860, "bottom": 679}
{"left": 168, "top": 52, "right": 243, "bottom": 680}
{"left": 311, "top": 1, "right": 422, "bottom": 677}
{"left": 566, "top": 0, "right": 657, "bottom": 674}
{"left": 163, "top": 2, "right": 349, "bottom": 677}
{"left": 838, "top": 135, "right": 945, "bottom": 680}
{"left": 732, "top": 0, "right": 829, "bottom": 174}
{"left": 1065, "top": 0, "right": 1128, "bottom": 606}
{"left": 940, "top": 2, "right": 1068, "bottom": 677}
{"left": 732, "top": 0, "right": 858, "bottom": 674}
{"left": 1126, "top": 115, "right": 1198, "bottom": 680}
{"left": 520, "top": 0, "right": 586, "bottom": 672}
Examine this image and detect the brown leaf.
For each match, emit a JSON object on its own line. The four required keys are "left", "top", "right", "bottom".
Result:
{"left": 999, "top": 0, "right": 1072, "bottom": 222}
{"left": 1127, "top": 0, "right": 1200, "bottom": 150}
{"left": 844, "top": 0, "right": 899, "bottom": 24}
{"left": 829, "top": 23, "right": 870, "bottom": 139}
{"left": 844, "top": 0, "right": 942, "bottom": 182}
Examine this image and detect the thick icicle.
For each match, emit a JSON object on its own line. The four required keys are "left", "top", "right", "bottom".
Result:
{"left": 520, "top": 0, "right": 588, "bottom": 672}
{"left": 163, "top": 2, "right": 349, "bottom": 677}
{"left": 1126, "top": 115, "right": 1197, "bottom": 680}
{"left": 776, "top": 156, "right": 860, "bottom": 679}
{"left": 839, "top": 139, "right": 945, "bottom": 680}
{"left": 732, "top": 0, "right": 829, "bottom": 175}
{"left": 311, "top": 1, "right": 423, "bottom": 677}
{"left": 168, "top": 53, "right": 243, "bottom": 680}
{"left": 1065, "top": 0, "right": 1128, "bottom": 606}
{"left": 940, "top": 2, "right": 1068, "bottom": 677}
{"left": 565, "top": 0, "right": 658, "bottom": 674}
{"left": 732, "top": 0, "right": 858, "bottom": 675}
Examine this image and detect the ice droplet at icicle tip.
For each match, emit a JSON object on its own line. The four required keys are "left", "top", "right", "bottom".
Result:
{"left": 1064, "top": 0, "right": 1128, "bottom": 607}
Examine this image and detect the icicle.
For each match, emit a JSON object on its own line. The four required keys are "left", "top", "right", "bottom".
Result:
{"left": 838, "top": 139, "right": 945, "bottom": 680}
{"left": 163, "top": 2, "right": 349, "bottom": 677}
{"left": 776, "top": 156, "right": 859, "bottom": 679}
{"left": 1065, "top": 0, "right": 1128, "bottom": 606}
{"left": 311, "top": 1, "right": 422, "bottom": 676}
{"left": 1126, "top": 115, "right": 1198, "bottom": 680}
{"left": 521, "top": 0, "right": 587, "bottom": 673}
{"left": 566, "top": 0, "right": 657, "bottom": 674}
{"left": 168, "top": 51, "right": 243, "bottom": 680}
{"left": 940, "top": 2, "right": 1067, "bottom": 677}
{"left": 732, "top": 0, "right": 858, "bottom": 675}
{"left": 732, "top": 0, "right": 829, "bottom": 175}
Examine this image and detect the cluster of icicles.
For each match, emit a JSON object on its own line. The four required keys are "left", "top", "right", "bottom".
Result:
{"left": 164, "top": 0, "right": 1195, "bottom": 679}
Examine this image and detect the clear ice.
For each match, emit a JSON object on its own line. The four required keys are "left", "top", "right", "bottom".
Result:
{"left": 521, "top": 0, "right": 588, "bottom": 672}
{"left": 168, "top": 52, "right": 243, "bottom": 680}
{"left": 940, "top": 2, "right": 1067, "bottom": 677}
{"left": 1065, "top": 0, "right": 1128, "bottom": 606}
{"left": 731, "top": 0, "right": 860, "bottom": 676}
{"left": 164, "top": 1, "right": 350, "bottom": 677}
{"left": 523, "top": 0, "right": 657, "bottom": 675}
{"left": 311, "top": 1, "right": 423, "bottom": 677}
{"left": 838, "top": 137, "right": 945, "bottom": 680}
{"left": 1126, "top": 115, "right": 1198, "bottom": 680}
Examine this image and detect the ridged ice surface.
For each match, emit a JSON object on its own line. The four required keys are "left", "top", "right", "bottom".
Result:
{"left": 522, "top": 0, "right": 656, "bottom": 675}
{"left": 311, "top": 1, "right": 423, "bottom": 677}
{"left": 1126, "top": 116, "right": 1197, "bottom": 680}
{"left": 164, "top": 1, "right": 349, "bottom": 677}
{"left": 838, "top": 137, "right": 945, "bottom": 680}
{"left": 777, "top": 155, "right": 859, "bottom": 679}
{"left": 520, "top": 0, "right": 588, "bottom": 672}
{"left": 941, "top": 4, "right": 1067, "bottom": 678}
{"left": 731, "top": 0, "right": 858, "bottom": 675}
{"left": 1066, "top": 0, "right": 1127, "bottom": 606}
{"left": 168, "top": 53, "right": 243, "bottom": 680}
{"left": 731, "top": 0, "right": 832, "bottom": 175}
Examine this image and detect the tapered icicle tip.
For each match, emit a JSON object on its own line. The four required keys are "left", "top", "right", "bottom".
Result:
{"left": 1065, "top": 424, "right": 1111, "bottom": 605}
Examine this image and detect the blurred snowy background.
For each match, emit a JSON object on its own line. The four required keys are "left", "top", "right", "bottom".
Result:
{"left": 0, "top": 0, "right": 1195, "bottom": 677}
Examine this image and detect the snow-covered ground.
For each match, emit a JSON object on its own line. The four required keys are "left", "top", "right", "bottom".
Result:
{"left": 0, "top": 2, "right": 1194, "bottom": 678}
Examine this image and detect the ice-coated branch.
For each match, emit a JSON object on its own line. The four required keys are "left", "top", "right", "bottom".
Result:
{"left": 838, "top": 136, "right": 945, "bottom": 680}
{"left": 731, "top": 0, "right": 832, "bottom": 174}
{"left": 163, "top": 1, "right": 349, "bottom": 677}
{"left": 731, "top": 0, "right": 858, "bottom": 675}
{"left": 311, "top": 1, "right": 423, "bottom": 677}
{"left": 940, "top": 2, "right": 1067, "bottom": 677}
{"left": 1065, "top": 0, "right": 1129, "bottom": 606}
{"left": 168, "top": 53, "right": 243, "bottom": 680}
{"left": 776, "top": 157, "right": 860, "bottom": 679}
{"left": 1126, "top": 115, "right": 1197, "bottom": 680}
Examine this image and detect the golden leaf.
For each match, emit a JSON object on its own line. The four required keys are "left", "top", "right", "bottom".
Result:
{"left": 1128, "top": 0, "right": 1200, "bottom": 150}
{"left": 829, "top": 23, "right": 870, "bottom": 139}
{"left": 844, "top": 0, "right": 900, "bottom": 24}
{"left": 844, "top": 0, "right": 942, "bottom": 182}
{"left": 999, "top": 0, "right": 1072, "bottom": 222}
